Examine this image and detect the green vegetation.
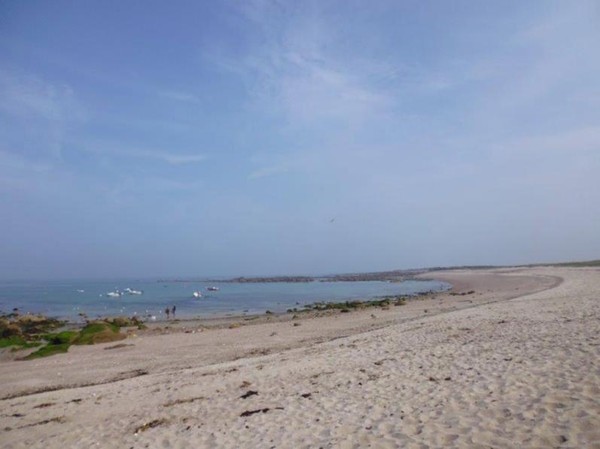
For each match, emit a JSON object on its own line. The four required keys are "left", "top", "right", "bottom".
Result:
{"left": 76, "top": 322, "right": 122, "bottom": 345}
{"left": 42, "top": 331, "right": 78, "bottom": 345}
{"left": 25, "top": 331, "right": 78, "bottom": 360}
{"left": 25, "top": 342, "right": 71, "bottom": 359}
{"left": 104, "top": 316, "right": 146, "bottom": 329}
{"left": 297, "top": 296, "right": 409, "bottom": 314}
{"left": 0, "top": 314, "right": 141, "bottom": 360}
{"left": 24, "top": 322, "right": 125, "bottom": 359}
{"left": 0, "top": 335, "right": 42, "bottom": 349}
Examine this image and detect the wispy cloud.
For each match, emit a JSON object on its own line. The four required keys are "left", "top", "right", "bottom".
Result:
{"left": 0, "top": 68, "right": 80, "bottom": 121}
{"left": 0, "top": 68, "right": 84, "bottom": 161}
{"left": 213, "top": 3, "right": 395, "bottom": 129}
{"left": 80, "top": 141, "right": 207, "bottom": 166}
{"left": 157, "top": 90, "right": 200, "bottom": 103}
{"left": 248, "top": 164, "right": 289, "bottom": 180}
{"left": 160, "top": 153, "right": 207, "bottom": 165}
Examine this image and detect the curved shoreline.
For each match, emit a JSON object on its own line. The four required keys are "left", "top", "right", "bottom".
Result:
{"left": 1, "top": 267, "right": 558, "bottom": 399}
{"left": 3, "top": 266, "right": 598, "bottom": 448}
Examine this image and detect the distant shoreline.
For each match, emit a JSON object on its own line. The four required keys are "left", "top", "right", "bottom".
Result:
{"left": 156, "top": 259, "right": 600, "bottom": 284}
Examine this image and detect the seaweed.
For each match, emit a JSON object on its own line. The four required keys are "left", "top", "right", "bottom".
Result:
{"left": 23, "top": 321, "right": 125, "bottom": 359}
{"left": 25, "top": 342, "right": 71, "bottom": 359}
{"left": 300, "top": 296, "right": 407, "bottom": 313}
{"left": 0, "top": 336, "right": 42, "bottom": 349}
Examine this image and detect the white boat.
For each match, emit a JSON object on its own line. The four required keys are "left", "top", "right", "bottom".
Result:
{"left": 106, "top": 290, "right": 122, "bottom": 297}
{"left": 193, "top": 291, "right": 202, "bottom": 298}
{"left": 206, "top": 286, "right": 219, "bottom": 291}
{"left": 124, "top": 288, "right": 143, "bottom": 295}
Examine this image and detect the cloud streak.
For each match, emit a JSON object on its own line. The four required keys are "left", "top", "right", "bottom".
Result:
{"left": 79, "top": 141, "right": 207, "bottom": 166}
{"left": 248, "top": 164, "right": 289, "bottom": 180}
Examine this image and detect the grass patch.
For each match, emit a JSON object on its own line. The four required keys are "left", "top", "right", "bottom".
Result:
{"left": 22, "top": 321, "right": 125, "bottom": 359}
{"left": 43, "top": 331, "right": 78, "bottom": 345}
{"left": 75, "top": 322, "right": 125, "bottom": 345}
{"left": 25, "top": 342, "right": 71, "bottom": 359}
{"left": 3, "top": 314, "right": 143, "bottom": 360}
{"left": 0, "top": 335, "right": 42, "bottom": 349}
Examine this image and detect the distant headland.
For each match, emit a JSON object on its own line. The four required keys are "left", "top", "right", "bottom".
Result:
{"left": 157, "top": 259, "right": 600, "bottom": 284}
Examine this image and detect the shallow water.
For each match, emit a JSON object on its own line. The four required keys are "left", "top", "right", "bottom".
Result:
{"left": 0, "top": 278, "right": 449, "bottom": 322}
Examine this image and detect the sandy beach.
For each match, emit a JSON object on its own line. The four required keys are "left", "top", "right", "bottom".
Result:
{"left": 1, "top": 266, "right": 599, "bottom": 448}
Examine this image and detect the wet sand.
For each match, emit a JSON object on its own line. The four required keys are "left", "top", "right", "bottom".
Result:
{"left": 1, "top": 266, "right": 598, "bottom": 448}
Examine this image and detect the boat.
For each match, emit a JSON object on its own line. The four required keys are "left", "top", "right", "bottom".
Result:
{"left": 206, "top": 286, "right": 219, "bottom": 291}
{"left": 192, "top": 291, "right": 202, "bottom": 298}
{"left": 106, "top": 290, "right": 122, "bottom": 298}
{"left": 124, "top": 288, "right": 143, "bottom": 295}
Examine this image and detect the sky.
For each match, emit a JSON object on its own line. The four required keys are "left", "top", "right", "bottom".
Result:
{"left": 1, "top": 0, "right": 599, "bottom": 279}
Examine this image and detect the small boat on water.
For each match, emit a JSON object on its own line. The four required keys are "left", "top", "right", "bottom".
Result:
{"left": 124, "top": 288, "right": 143, "bottom": 295}
{"left": 206, "top": 286, "right": 219, "bottom": 291}
{"left": 106, "top": 290, "right": 122, "bottom": 298}
{"left": 193, "top": 291, "right": 202, "bottom": 298}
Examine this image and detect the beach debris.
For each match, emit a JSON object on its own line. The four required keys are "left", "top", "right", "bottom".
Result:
{"left": 108, "top": 369, "right": 149, "bottom": 383}
{"left": 19, "top": 416, "right": 66, "bottom": 428}
{"left": 449, "top": 290, "right": 475, "bottom": 296}
{"left": 300, "top": 393, "right": 312, "bottom": 399}
{"left": 293, "top": 322, "right": 301, "bottom": 326}
{"left": 104, "top": 343, "right": 134, "bottom": 350}
{"left": 240, "top": 407, "right": 283, "bottom": 417}
{"left": 134, "top": 418, "right": 167, "bottom": 434}
{"left": 240, "top": 390, "right": 258, "bottom": 399}
{"left": 240, "top": 408, "right": 269, "bottom": 417}
{"left": 374, "top": 358, "right": 396, "bottom": 366}
{"left": 310, "top": 371, "right": 334, "bottom": 379}
{"left": 163, "top": 397, "right": 205, "bottom": 407}
{"left": 33, "top": 403, "right": 55, "bottom": 409}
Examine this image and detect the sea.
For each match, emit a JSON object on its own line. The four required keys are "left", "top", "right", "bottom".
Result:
{"left": 0, "top": 278, "right": 450, "bottom": 322}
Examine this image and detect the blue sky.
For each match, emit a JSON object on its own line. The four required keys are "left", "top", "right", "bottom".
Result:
{"left": 1, "top": 1, "right": 599, "bottom": 279}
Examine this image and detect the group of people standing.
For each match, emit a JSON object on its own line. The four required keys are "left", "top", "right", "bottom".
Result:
{"left": 164, "top": 305, "right": 176, "bottom": 319}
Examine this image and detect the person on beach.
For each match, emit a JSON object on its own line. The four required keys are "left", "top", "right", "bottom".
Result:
{"left": 171, "top": 305, "right": 176, "bottom": 317}
{"left": 165, "top": 307, "right": 170, "bottom": 320}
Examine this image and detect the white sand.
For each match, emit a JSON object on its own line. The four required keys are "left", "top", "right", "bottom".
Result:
{"left": 1, "top": 267, "right": 599, "bottom": 448}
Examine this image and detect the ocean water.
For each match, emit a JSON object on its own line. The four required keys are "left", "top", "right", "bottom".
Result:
{"left": 0, "top": 278, "right": 450, "bottom": 322}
